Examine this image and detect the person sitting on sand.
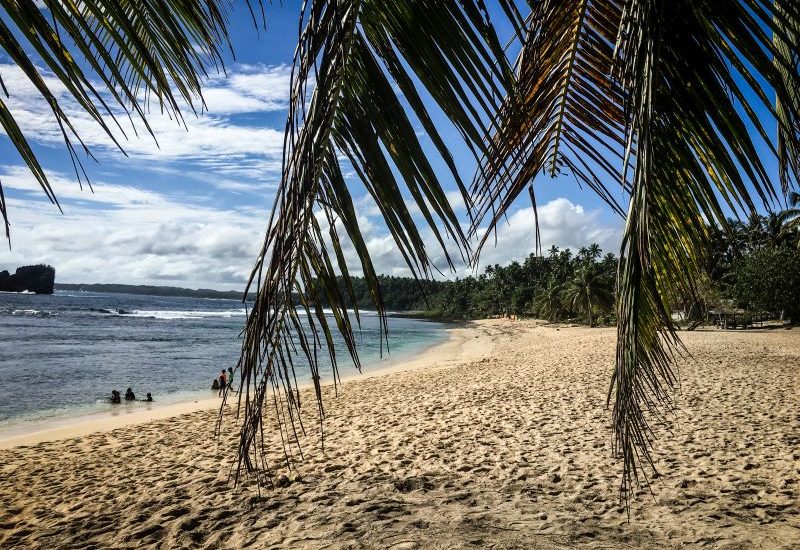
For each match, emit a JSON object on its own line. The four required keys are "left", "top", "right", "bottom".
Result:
{"left": 142, "top": 392, "right": 153, "bottom": 402}
{"left": 211, "top": 378, "right": 219, "bottom": 391}
{"left": 218, "top": 370, "right": 227, "bottom": 397}
{"left": 110, "top": 390, "right": 121, "bottom": 404}
{"left": 124, "top": 388, "right": 136, "bottom": 401}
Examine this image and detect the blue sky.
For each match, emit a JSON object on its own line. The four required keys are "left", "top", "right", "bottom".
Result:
{"left": 1, "top": 2, "right": 781, "bottom": 289}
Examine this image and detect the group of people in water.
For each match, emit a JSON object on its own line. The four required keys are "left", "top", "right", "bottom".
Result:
{"left": 109, "top": 388, "right": 153, "bottom": 404}
{"left": 212, "top": 367, "right": 235, "bottom": 397}
{"left": 109, "top": 368, "right": 235, "bottom": 405}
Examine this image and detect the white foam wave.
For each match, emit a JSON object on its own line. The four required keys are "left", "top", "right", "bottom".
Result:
{"left": 10, "top": 309, "right": 55, "bottom": 316}
{"left": 121, "top": 309, "right": 247, "bottom": 320}
{"left": 116, "top": 308, "right": 380, "bottom": 320}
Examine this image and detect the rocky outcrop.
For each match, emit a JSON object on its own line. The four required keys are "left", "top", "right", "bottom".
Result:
{"left": 0, "top": 265, "right": 56, "bottom": 294}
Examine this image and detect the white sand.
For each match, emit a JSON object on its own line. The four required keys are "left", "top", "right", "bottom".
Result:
{"left": 0, "top": 320, "right": 798, "bottom": 549}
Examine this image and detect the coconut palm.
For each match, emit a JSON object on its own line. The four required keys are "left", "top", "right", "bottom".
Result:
{"left": 534, "top": 279, "right": 565, "bottom": 323}
{"left": 4, "top": 1, "right": 800, "bottom": 504}
{"left": 779, "top": 191, "right": 800, "bottom": 246}
{"left": 234, "top": 0, "right": 799, "bottom": 503}
{"left": 561, "top": 265, "right": 614, "bottom": 328}
{"left": 471, "top": 1, "right": 798, "bottom": 499}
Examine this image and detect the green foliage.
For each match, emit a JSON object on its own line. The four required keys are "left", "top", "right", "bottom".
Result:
{"left": 733, "top": 248, "right": 800, "bottom": 321}
{"left": 314, "top": 244, "right": 617, "bottom": 324}
{"left": 560, "top": 264, "right": 614, "bottom": 327}
{"left": 705, "top": 213, "right": 800, "bottom": 294}
{"left": 779, "top": 192, "right": 800, "bottom": 247}
{"left": 671, "top": 212, "right": 800, "bottom": 323}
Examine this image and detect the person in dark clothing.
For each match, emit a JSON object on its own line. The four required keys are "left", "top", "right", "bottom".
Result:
{"left": 143, "top": 393, "right": 153, "bottom": 402}
{"left": 227, "top": 367, "right": 234, "bottom": 391}
{"left": 217, "top": 370, "right": 227, "bottom": 397}
{"left": 124, "top": 388, "right": 136, "bottom": 401}
{"left": 211, "top": 378, "right": 220, "bottom": 391}
{"left": 110, "top": 390, "right": 121, "bottom": 404}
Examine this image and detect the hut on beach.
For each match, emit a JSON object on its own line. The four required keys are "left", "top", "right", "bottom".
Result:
{"left": 706, "top": 308, "right": 770, "bottom": 329}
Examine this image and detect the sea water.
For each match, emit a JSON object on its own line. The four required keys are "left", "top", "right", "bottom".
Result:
{"left": 0, "top": 290, "right": 449, "bottom": 431}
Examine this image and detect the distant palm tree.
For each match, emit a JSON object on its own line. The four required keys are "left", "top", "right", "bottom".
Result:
{"left": 534, "top": 280, "right": 565, "bottom": 323}
{"left": 561, "top": 266, "right": 614, "bottom": 328}
{"left": 5, "top": 1, "right": 800, "bottom": 503}
{"left": 780, "top": 192, "right": 800, "bottom": 247}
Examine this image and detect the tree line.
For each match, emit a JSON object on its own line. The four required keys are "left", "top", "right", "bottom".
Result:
{"left": 320, "top": 210, "right": 800, "bottom": 326}
{"left": 321, "top": 244, "right": 617, "bottom": 324}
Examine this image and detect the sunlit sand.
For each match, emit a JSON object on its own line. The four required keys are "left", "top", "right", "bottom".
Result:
{"left": 1, "top": 320, "right": 798, "bottom": 548}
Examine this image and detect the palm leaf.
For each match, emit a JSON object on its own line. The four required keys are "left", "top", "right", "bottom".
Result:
{"left": 475, "top": 0, "right": 800, "bottom": 504}
{"left": 0, "top": 0, "right": 260, "bottom": 239}
{"left": 773, "top": 0, "right": 800, "bottom": 192}
{"left": 471, "top": 0, "right": 628, "bottom": 255}
{"left": 233, "top": 0, "right": 517, "bottom": 479}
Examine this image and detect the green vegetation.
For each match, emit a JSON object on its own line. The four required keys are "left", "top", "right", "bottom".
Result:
{"left": 733, "top": 248, "right": 800, "bottom": 321}
{"left": 340, "top": 215, "right": 800, "bottom": 326}
{"left": 692, "top": 214, "right": 800, "bottom": 323}
{"left": 329, "top": 245, "right": 617, "bottom": 325}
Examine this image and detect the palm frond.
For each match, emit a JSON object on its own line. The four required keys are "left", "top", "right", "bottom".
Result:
{"left": 0, "top": 0, "right": 260, "bottom": 239}
{"left": 773, "top": 0, "right": 800, "bottom": 192}
{"left": 471, "top": 0, "right": 628, "bottom": 255}
{"left": 233, "top": 0, "right": 517, "bottom": 480}
{"left": 474, "top": 0, "right": 800, "bottom": 504}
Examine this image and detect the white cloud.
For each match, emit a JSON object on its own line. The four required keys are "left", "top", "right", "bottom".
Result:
{"left": 320, "top": 195, "right": 622, "bottom": 281}
{"left": 1, "top": 159, "right": 620, "bottom": 289}
{"left": 0, "top": 63, "right": 290, "bottom": 181}
{"left": 471, "top": 199, "right": 621, "bottom": 270}
{"left": 1, "top": 166, "right": 266, "bottom": 289}
{"left": 0, "top": 58, "right": 620, "bottom": 289}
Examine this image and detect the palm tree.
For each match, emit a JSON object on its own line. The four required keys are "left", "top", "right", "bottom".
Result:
{"left": 780, "top": 191, "right": 800, "bottom": 247}
{"left": 534, "top": 279, "right": 565, "bottom": 323}
{"left": 4, "top": 1, "right": 800, "bottom": 504}
{"left": 561, "top": 266, "right": 614, "bottom": 328}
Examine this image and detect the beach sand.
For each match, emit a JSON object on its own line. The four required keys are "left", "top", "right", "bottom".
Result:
{"left": 0, "top": 320, "right": 798, "bottom": 549}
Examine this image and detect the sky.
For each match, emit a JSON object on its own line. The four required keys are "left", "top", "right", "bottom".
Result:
{"left": 0, "top": 2, "right": 732, "bottom": 290}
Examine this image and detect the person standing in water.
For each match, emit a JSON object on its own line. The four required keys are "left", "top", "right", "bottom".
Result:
{"left": 217, "top": 370, "right": 227, "bottom": 397}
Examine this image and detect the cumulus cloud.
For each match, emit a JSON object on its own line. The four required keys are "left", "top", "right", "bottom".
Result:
{"left": 319, "top": 195, "right": 622, "bottom": 281}
{"left": 473, "top": 199, "right": 622, "bottom": 269}
{"left": 2, "top": 166, "right": 267, "bottom": 289}
{"left": 3, "top": 159, "right": 620, "bottom": 290}
{"left": 0, "top": 61, "right": 620, "bottom": 289}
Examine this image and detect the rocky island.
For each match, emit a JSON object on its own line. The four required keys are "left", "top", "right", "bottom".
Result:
{"left": 0, "top": 265, "right": 56, "bottom": 294}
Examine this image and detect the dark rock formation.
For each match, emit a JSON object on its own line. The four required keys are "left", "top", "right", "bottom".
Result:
{"left": 0, "top": 265, "right": 56, "bottom": 294}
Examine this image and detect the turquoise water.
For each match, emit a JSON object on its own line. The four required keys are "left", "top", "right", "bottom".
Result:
{"left": 0, "top": 291, "right": 450, "bottom": 430}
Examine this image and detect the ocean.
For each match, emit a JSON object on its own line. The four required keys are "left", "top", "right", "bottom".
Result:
{"left": 0, "top": 290, "right": 450, "bottom": 432}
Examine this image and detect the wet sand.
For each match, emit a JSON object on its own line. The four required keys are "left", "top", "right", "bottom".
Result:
{"left": 1, "top": 320, "right": 798, "bottom": 548}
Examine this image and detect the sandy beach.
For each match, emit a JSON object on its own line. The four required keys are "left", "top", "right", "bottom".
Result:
{"left": 1, "top": 319, "right": 798, "bottom": 549}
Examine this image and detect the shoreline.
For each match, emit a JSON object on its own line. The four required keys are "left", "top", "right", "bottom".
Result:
{"left": 0, "top": 323, "right": 478, "bottom": 450}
